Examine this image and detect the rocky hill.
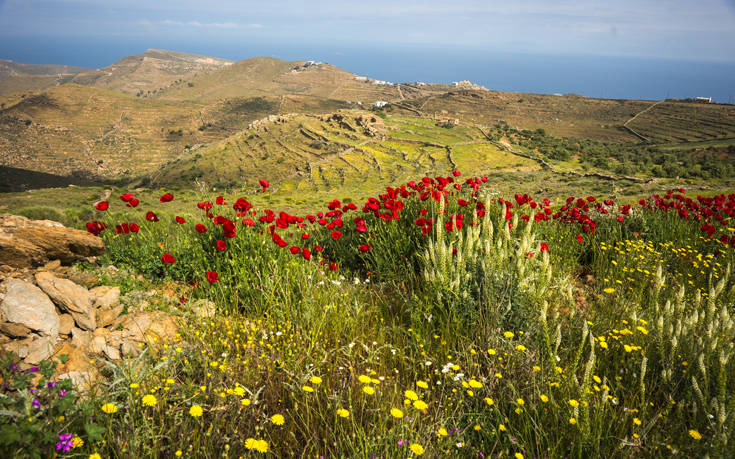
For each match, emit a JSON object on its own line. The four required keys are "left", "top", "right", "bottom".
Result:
{"left": 70, "top": 49, "right": 233, "bottom": 96}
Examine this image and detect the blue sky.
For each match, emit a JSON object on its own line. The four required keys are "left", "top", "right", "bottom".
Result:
{"left": 1, "top": 0, "right": 734, "bottom": 67}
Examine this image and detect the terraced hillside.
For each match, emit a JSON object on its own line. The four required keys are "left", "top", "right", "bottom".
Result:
{"left": 0, "top": 85, "right": 348, "bottom": 180}
{"left": 150, "top": 110, "right": 539, "bottom": 203}
{"left": 625, "top": 99, "right": 735, "bottom": 143}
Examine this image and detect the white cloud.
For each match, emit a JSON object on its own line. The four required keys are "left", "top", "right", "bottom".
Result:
{"left": 160, "top": 19, "right": 261, "bottom": 29}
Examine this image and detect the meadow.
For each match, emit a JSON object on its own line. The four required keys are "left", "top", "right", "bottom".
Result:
{"left": 2, "top": 169, "right": 734, "bottom": 459}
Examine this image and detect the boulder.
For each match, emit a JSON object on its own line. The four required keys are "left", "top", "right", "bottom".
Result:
{"left": 35, "top": 272, "right": 96, "bottom": 331}
{"left": 0, "top": 278, "right": 60, "bottom": 338}
{"left": 0, "top": 213, "right": 105, "bottom": 269}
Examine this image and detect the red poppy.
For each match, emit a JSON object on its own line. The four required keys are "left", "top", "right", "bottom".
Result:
{"left": 162, "top": 253, "right": 176, "bottom": 263}
{"left": 452, "top": 170, "right": 461, "bottom": 177}
{"left": 127, "top": 198, "right": 139, "bottom": 208}
{"left": 331, "top": 230, "right": 342, "bottom": 240}
{"left": 222, "top": 220, "right": 236, "bottom": 238}
{"left": 86, "top": 221, "right": 106, "bottom": 236}
{"left": 160, "top": 193, "right": 174, "bottom": 203}
{"left": 359, "top": 244, "right": 372, "bottom": 253}
{"left": 302, "top": 248, "right": 312, "bottom": 261}
{"left": 216, "top": 196, "right": 225, "bottom": 205}
{"left": 145, "top": 211, "right": 159, "bottom": 222}
{"left": 175, "top": 216, "right": 186, "bottom": 224}
{"left": 540, "top": 242, "right": 549, "bottom": 253}
{"left": 120, "top": 193, "right": 134, "bottom": 202}
{"left": 242, "top": 218, "right": 255, "bottom": 227}
{"left": 216, "top": 240, "right": 227, "bottom": 251}
{"left": 95, "top": 201, "right": 109, "bottom": 211}
{"left": 206, "top": 271, "right": 219, "bottom": 283}
{"left": 259, "top": 179, "right": 269, "bottom": 191}
{"left": 129, "top": 223, "right": 139, "bottom": 233}
{"left": 195, "top": 224, "right": 208, "bottom": 233}
{"left": 329, "top": 262, "right": 338, "bottom": 271}
{"left": 289, "top": 246, "right": 301, "bottom": 255}
{"left": 576, "top": 234, "right": 583, "bottom": 243}
{"left": 314, "top": 245, "right": 323, "bottom": 252}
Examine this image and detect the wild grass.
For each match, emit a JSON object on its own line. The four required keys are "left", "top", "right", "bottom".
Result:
{"left": 2, "top": 173, "right": 735, "bottom": 458}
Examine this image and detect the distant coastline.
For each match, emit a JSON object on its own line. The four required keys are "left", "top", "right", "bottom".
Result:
{"left": 1, "top": 37, "right": 733, "bottom": 103}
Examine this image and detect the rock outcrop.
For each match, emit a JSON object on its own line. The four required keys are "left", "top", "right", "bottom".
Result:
{"left": 0, "top": 215, "right": 181, "bottom": 389}
{"left": 0, "top": 213, "right": 105, "bottom": 268}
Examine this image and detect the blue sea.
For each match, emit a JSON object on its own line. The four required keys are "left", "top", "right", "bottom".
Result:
{"left": 2, "top": 37, "right": 734, "bottom": 103}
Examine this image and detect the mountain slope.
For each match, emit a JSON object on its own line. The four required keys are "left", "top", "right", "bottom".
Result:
{"left": 70, "top": 49, "right": 232, "bottom": 96}
{"left": 154, "top": 57, "right": 412, "bottom": 104}
{"left": 0, "top": 59, "right": 90, "bottom": 96}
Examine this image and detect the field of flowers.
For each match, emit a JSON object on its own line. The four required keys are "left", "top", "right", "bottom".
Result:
{"left": 2, "top": 171, "right": 735, "bottom": 458}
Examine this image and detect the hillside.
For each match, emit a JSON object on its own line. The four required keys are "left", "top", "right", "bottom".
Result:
{"left": 150, "top": 110, "right": 539, "bottom": 199}
{"left": 0, "top": 59, "right": 89, "bottom": 96}
{"left": 152, "top": 56, "right": 412, "bottom": 104}
{"left": 1, "top": 50, "right": 734, "bottom": 195}
{"left": 70, "top": 49, "right": 233, "bottom": 96}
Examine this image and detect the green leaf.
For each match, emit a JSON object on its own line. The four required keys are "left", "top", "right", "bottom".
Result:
{"left": 0, "top": 424, "right": 21, "bottom": 445}
{"left": 56, "top": 354, "right": 70, "bottom": 365}
{"left": 84, "top": 422, "right": 106, "bottom": 443}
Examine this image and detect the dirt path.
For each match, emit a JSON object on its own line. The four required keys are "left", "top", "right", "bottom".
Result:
{"left": 622, "top": 100, "right": 664, "bottom": 142}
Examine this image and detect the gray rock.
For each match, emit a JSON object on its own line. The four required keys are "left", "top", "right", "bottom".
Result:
{"left": 70, "top": 327, "right": 92, "bottom": 350}
{"left": 35, "top": 271, "right": 91, "bottom": 314}
{"left": 24, "top": 336, "right": 55, "bottom": 364}
{"left": 102, "top": 343, "right": 120, "bottom": 360}
{"left": 69, "top": 309, "right": 96, "bottom": 331}
{"left": 0, "top": 278, "right": 60, "bottom": 338}
{"left": 58, "top": 314, "right": 75, "bottom": 335}
{"left": 121, "top": 341, "right": 141, "bottom": 357}
{"left": 90, "top": 286, "right": 120, "bottom": 309}
{"left": 35, "top": 272, "right": 96, "bottom": 330}
{"left": 90, "top": 335, "right": 105, "bottom": 354}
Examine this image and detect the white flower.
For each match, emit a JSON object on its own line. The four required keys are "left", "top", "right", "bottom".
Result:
{"left": 425, "top": 361, "right": 432, "bottom": 366}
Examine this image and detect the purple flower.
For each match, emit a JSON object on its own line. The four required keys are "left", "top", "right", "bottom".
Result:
{"left": 9, "top": 363, "right": 19, "bottom": 371}
{"left": 58, "top": 389, "right": 68, "bottom": 398}
{"left": 29, "top": 388, "right": 38, "bottom": 393}
{"left": 56, "top": 433, "right": 74, "bottom": 452}
{"left": 24, "top": 366, "right": 39, "bottom": 375}
{"left": 397, "top": 440, "right": 405, "bottom": 446}
{"left": 32, "top": 399, "right": 42, "bottom": 408}
{"left": 48, "top": 381, "right": 58, "bottom": 389}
